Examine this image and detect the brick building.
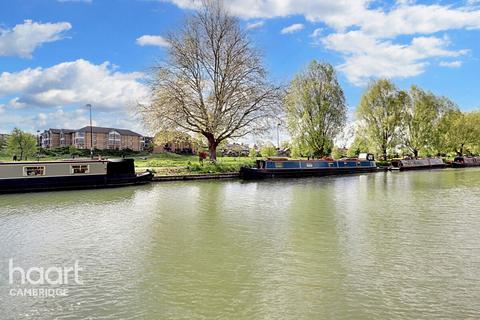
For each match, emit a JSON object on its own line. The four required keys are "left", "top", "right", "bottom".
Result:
{"left": 41, "top": 126, "right": 145, "bottom": 151}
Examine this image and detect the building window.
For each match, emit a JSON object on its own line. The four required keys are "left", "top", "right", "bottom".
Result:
{"left": 108, "top": 131, "right": 121, "bottom": 149}
{"left": 24, "top": 166, "right": 46, "bottom": 176}
{"left": 71, "top": 165, "right": 89, "bottom": 174}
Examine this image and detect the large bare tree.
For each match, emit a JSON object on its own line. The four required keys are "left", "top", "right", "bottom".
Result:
{"left": 142, "top": 0, "right": 280, "bottom": 160}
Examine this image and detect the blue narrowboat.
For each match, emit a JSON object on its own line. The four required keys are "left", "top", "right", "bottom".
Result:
{"left": 239, "top": 153, "right": 377, "bottom": 179}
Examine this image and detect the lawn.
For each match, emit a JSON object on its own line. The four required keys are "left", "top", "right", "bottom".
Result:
{"left": 133, "top": 153, "right": 256, "bottom": 175}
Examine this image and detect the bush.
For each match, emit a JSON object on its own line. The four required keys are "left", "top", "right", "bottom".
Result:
{"left": 260, "top": 144, "right": 277, "bottom": 157}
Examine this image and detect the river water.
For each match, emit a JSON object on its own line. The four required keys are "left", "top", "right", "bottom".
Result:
{"left": 1, "top": 169, "right": 480, "bottom": 319}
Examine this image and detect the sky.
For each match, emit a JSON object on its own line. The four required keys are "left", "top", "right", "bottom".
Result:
{"left": 1, "top": 0, "right": 480, "bottom": 141}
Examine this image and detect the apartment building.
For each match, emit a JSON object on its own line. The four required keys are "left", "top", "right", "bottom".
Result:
{"left": 41, "top": 126, "right": 145, "bottom": 151}
{"left": 41, "top": 129, "right": 75, "bottom": 149}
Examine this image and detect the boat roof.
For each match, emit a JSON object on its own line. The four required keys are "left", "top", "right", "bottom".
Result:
{"left": 264, "top": 158, "right": 366, "bottom": 162}
{"left": 0, "top": 159, "right": 109, "bottom": 165}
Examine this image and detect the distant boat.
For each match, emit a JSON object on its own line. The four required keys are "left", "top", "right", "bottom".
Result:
{"left": 239, "top": 153, "right": 378, "bottom": 179}
{"left": 451, "top": 156, "right": 480, "bottom": 168}
{"left": 389, "top": 158, "right": 446, "bottom": 171}
{"left": 0, "top": 158, "right": 153, "bottom": 194}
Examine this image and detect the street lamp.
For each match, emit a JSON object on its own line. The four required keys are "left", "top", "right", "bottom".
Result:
{"left": 36, "top": 130, "right": 40, "bottom": 161}
{"left": 86, "top": 104, "right": 94, "bottom": 159}
{"left": 276, "top": 123, "right": 281, "bottom": 150}
{"left": 36, "top": 130, "right": 40, "bottom": 148}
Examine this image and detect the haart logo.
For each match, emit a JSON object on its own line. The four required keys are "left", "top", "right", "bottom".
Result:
{"left": 6, "top": 259, "right": 84, "bottom": 298}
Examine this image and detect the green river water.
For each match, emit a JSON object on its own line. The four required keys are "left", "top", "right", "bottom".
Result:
{"left": 1, "top": 168, "right": 480, "bottom": 319}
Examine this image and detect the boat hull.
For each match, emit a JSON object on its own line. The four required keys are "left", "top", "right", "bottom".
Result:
{"left": 0, "top": 172, "right": 153, "bottom": 194}
{"left": 389, "top": 158, "right": 447, "bottom": 171}
{"left": 240, "top": 166, "right": 378, "bottom": 180}
{"left": 389, "top": 164, "right": 447, "bottom": 171}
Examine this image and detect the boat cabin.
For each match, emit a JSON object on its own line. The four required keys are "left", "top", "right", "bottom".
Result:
{"left": 0, "top": 160, "right": 108, "bottom": 180}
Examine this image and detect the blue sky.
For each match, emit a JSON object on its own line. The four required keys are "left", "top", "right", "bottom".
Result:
{"left": 1, "top": 0, "right": 480, "bottom": 140}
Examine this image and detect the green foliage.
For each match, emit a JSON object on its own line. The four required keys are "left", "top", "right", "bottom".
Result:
{"left": 68, "top": 145, "right": 81, "bottom": 156}
{"left": 352, "top": 81, "right": 480, "bottom": 158}
{"left": 356, "top": 79, "right": 407, "bottom": 160}
{"left": 347, "top": 135, "right": 370, "bottom": 157}
{"left": 0, "top": 135, "right": 7, "bottom": 154}
{"left": 7, "top": 128, "right": 38, "bottom": 160}
{"left": 285, "top": 61, "right": 347, "bottom": 157}
{"left": 435, "top": 110, "right": 480, "bottom": 155}
{"left": 401, "top": 86, "right": 458, "bottom": 157}
{"left": 249, "top": 147, "right": 258, "bottom": 158}
{"left": 332, "top": 147, "right": 347, "bottom": 159}
{"left": 260, "top": 143, "right": 277, "bottom": 157}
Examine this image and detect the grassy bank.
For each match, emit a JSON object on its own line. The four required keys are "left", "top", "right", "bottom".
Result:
{"left": 133, "top": 153, "right": 255, "bottom": 176}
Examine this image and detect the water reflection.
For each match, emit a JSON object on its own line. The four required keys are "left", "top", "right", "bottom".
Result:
{"left": 1, "top": 169, "right": 480, "bottom": 319}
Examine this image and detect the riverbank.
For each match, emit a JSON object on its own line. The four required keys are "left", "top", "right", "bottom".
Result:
{"left": 152, "top": 172, "right": 239, "bottom": 181}
{"left": 133, "top": 153, "right": 254, "bottom": 176}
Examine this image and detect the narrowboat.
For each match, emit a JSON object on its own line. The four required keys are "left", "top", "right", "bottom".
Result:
{"left": 389, "top": 158, "right": 446, "bottom": 171}
{"left": 239, "top": 153, "right": 378, "bottom": 180}
{"left": 0, "top": 158, "right": 153, "bottom": 194}
{"left": 451, "top": 156, "right": 480, "bottom": 168}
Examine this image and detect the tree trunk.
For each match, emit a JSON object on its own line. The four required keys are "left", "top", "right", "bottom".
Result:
{"left": 382, "top": 147, "right": 387, "bottom": 161}
{"left": 413, "top": 149, "right": 418, "bottom": 159}
{"left": 208, "top": 143, "right": 217, "bottom": 161}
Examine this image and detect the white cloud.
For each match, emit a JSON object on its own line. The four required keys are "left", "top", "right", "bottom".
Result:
{"left": 0, "top": 20, "right": 71, "bottom": 58}
{"left": 166, "top": 0, "right": 369, "bottom": 30}
{"left": 0, "top": 104, "right": 5, "bottom": 114}
{"left": 246, "top": 21, "right": 265, "bottom": 30}
{"left": 281, "top": 23, "right": 304, "bottom": 34}
{"left": 165, "top": 0, "right": 480, "bottom": 84}
{"left": 439, "top": 60, "right": 463, "bottom": 68}
{"left": 310, "top": 28, "right": 323, "bottom": 38}
{"left": 359, "top": 5, "right": 480, "bottom": 39}
{"left": 0, "top": 59, "right": 149, "bottom": 110}
{"left": 166, "top": 1, "right": 480, "bottom": 35}
{"left": 322, "top": 31, "right": 467, "bottom": 85}
{"left": 136, "top": 35, "right": 170, "bottom": 47}
{"left": 35, "top": 107, "right": 90, "bottom": 129}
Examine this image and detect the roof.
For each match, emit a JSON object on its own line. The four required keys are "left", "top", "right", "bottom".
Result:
{"left": 78, "top": 126, "right": 142, "bottom": 137}
{"left": 46, "top": 128, "right": 76, "bottom": 134}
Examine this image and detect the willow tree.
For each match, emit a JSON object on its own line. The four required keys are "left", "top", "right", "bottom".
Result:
{"left": 437, "top": 109, "right": 480, "bottom": 155}
{"left": 285, "top": 61, "right": 347, "bottom": 158}
{"left": 357, "top": 79, "right": 408, "bottom": 160}
{"left": 142, "top": 0, "right": 280, "bottom": 160}
{"left": 401, "top": 86, "right": 443, "bottom": 158}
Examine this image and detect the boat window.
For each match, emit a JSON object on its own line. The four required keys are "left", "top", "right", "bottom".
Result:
{"left": 306, "top": 163, "right": 313, "bottom": 168}
{"left": 71, "top": 165, "right": 90, "bottom": 174}
{"left": 24, "top": 166, "right": 46, "bottom": 176}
